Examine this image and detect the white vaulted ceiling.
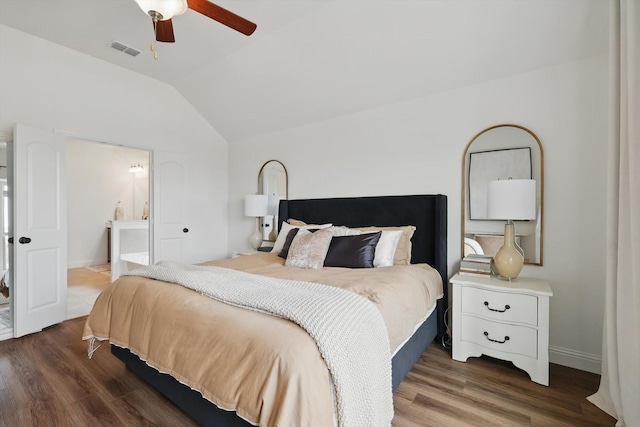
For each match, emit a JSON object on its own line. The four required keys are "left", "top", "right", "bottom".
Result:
{"left": 0, "top": 0, "right": 608, "bottom": 142}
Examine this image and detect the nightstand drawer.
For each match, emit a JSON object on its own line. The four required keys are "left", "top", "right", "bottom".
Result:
{"left": 461, "top": 286, "right": 538, "bottom": 326}
{"left": 460, "top": 315, "right": 538, "bottom": 358}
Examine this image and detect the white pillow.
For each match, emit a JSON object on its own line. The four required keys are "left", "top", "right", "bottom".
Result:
{"left": 373, "top": 230, "right": 403, "bottom": 267}
{"left": 331, "top": 226, "right": 362, "bottom": 237}
{"left": 271, "top": 221, "right": 332, "bottom": 254}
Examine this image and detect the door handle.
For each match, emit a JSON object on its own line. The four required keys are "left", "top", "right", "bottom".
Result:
{"left": 183, "top": 228, "right": 189, "bottom": 233}
{"left": 19, "top": 237, "right": 32, "bottom": 244}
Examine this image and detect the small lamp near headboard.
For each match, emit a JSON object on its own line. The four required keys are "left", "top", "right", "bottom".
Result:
{"left": 245, "top": 194, "right": 268, "bottom": 250}
{"left": 487, "top": 179, "right": 536, "bottom": 281}
{"left": 267, "top": 195, "right": 282, "bottom": 241}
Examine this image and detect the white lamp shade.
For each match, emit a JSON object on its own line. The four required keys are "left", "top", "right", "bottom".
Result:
{"left": 487, "top": 179, "right": 536, "bottom": 220}
{"left": 134, "top": 0, "right": 187, "bottom": 19}
{"left": 245, "top": 194, "right": 268, "bottom": 217}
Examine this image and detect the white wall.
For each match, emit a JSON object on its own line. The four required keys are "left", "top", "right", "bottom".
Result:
{"left": 0, "top": 25, "right": 230, "bottom": 264}
{"left": 229, "top": 54, "right": 609, "bottom": 373}
{"left": 67, "top": 139, "right": 149, "bottom": 268}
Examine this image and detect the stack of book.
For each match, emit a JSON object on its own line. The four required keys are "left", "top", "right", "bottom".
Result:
{"left": 460, "top": 254, "right": 493, "bottom": 276}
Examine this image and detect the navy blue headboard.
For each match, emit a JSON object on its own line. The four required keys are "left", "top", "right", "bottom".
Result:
{"left": 279, "top": 194, "right": 448, "bottom": 340}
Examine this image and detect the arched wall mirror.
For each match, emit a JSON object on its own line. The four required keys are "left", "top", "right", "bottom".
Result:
{"left": 462, "top": 124, "right": 544, "bottom": 265}
{"left": 258, "top": 160, "right": 288, "bottom": 242}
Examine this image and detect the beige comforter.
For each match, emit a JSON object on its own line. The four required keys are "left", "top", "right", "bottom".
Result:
{"left": 83, "top": 252, "right": 443, "bottom": 427}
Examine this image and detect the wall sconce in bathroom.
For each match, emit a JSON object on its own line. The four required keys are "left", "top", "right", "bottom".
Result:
{"left": 129, "top": 163, "right": 144, "bottom": 173}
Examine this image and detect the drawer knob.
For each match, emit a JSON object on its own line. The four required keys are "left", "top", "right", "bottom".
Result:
{"left": 484, "top": 331, "right": 510, "bottom": 344}
{"left": 484, "top": 301, "right": 510, "bottom": 313}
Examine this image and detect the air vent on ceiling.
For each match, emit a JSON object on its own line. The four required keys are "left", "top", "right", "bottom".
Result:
{"left": 110, "top": 41, "right": 141, "bottom": 57}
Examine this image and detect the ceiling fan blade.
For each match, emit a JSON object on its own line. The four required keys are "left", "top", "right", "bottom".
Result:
{"left": 187, "top": 0, "right": 257, "bottom": 36}
{"left": 153, "top": 19, "right": 176, "bottom": 43}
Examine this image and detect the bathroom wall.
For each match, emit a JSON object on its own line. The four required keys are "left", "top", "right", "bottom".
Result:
{"left": 67, "top": 138, "right": 149, "bottom": 268}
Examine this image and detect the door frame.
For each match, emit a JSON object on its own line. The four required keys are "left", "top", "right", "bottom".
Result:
{"left": 6, "top": 128, "right": 156, "bottom": 339}
{"left": 66, "top": 137, "right": 152, "bottom": 276}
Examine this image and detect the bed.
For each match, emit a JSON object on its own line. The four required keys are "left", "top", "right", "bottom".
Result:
{"left": 85, "top": 194, "right": 448, "bottom": 426}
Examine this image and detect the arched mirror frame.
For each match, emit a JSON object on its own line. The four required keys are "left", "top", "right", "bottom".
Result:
{"left": 258, "top": 160, "right": 288, "bottom": 242}
{"left": 461, "top": 124, "right": 544, "bottom": 266}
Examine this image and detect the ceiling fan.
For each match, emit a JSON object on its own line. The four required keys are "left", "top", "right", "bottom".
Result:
{"left": 134, "top": 0, "right": 257, "bottom": 43}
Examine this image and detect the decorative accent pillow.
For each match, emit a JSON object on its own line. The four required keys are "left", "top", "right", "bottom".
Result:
{"left": 355, "top": 225, "right": 416, "bottom": 265}
{"left": 278, "top": 228, "right": 301, "bottom": 258}
{"left": 287, "top": 218, "right": 307, "bottom": 226}
{"left": 285, "top": 228, "right": 333, "bottom": 269}
{"left": 324, "top": 231, "right": 382, "bottom": 268}
{"left": 372, "top": 230, "right": 403, "bottom": 267}
{"left": 271, "top": 221, "right": 332, "bottom": 254}
{"left": 278, "top": 228, "right": 320, "bottom": 259}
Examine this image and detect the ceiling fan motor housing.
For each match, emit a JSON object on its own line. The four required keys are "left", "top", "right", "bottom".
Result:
{"left": 134, "top": 0, "right": 187, "bottom": 20}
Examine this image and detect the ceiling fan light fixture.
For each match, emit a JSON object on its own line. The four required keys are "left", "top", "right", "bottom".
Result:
{"left": 134, "top": 0, "right": 187, "bottom": 20}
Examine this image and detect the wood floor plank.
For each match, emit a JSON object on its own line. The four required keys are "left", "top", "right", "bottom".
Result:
{"left": 67, "top": 267, "right": 111, "bottom": 288}
{"left": 394, "top": 393, "right": 477, "bottom": 427}
{"left": 0, "top": 316, "right": 617, "bottom": 427}
{"left": 27, "top": 329, "right": 100, "bottom": 406}
{"left": 111, "top": 387, "right": 200, "bottom": 427}
{"left": 0, "top": 341, "right": 74, "bottom": 426}
{"left": 65, "top": 391, "right": 130, "bottom": 427}
{"left": 414, "top": 385, "right": 532, "bottom": 427}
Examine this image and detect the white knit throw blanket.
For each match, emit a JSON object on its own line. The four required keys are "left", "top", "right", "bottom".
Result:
{"left": 123, "top": 261, "right": 393, "bottom": 427}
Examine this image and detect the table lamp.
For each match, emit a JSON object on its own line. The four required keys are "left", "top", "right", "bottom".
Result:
{"left": 487, "top": 179, "right": 536, "bottom": 281}
{"left": 267, "top": 195, "right": 282, "bottom": 241}
{"left": 245, "top": 194, "right": 268, "bottom": 250}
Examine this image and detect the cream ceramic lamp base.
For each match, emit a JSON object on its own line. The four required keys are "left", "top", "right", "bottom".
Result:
{"left": 493, "top": 222, "right": 524, "bottom": 281}
{"left": 249, "top": 217, "right": 262, "bottom": 250}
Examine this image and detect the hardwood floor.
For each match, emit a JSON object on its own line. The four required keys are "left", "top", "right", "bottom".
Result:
{"left": 0, "top": 317, "right": 615, "bottom": 427}
{"left": 67, "top": 267, "right": 111, "bottom": 289}
{"left": 67, "top": 267, "right": 112, "bottom": 320}
{"left": 393, "top": 348, "right": 615, "bottom": 426}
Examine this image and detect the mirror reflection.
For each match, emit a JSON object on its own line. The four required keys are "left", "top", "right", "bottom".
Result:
{"left": 462, "top": 124, "right": 544, "bottom": 265}
{"left": 258, "top": 160, "right": 288, "bottom": 242}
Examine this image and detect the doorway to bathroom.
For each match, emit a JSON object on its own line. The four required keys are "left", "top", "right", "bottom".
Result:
{"left": 6, "top": 123, "right": 187, "bottom": 338}
{"left": 66, "top": 138, "right": 150, "bottom": 320}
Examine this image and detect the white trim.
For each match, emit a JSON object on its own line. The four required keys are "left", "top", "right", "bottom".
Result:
{"left": 549, "top": 345, "right": 602, "bottom": 374}
{"left": 0, "top": 327, "right": 13, "bottom": 341}
{"left": 67, "top": 259, "right": 109, "bottom": 269}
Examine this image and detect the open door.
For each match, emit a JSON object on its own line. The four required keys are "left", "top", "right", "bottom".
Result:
{"left": 13, "top": 123, "right": 67, "bottom": 337}
{"left": 152, "top": 151, "right": 188, "bottom": 264}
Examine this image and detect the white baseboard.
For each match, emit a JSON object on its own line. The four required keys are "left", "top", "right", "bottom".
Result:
{"left": 0, "top": 327, "right": 13, "bottom": 341}
{"left": 549, "top": 345, "right": 602, "bottom": 374}
{"left": 67, "top": 258, "right": 109, "bottom": 269}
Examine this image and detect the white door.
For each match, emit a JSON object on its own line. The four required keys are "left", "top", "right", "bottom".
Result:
{"left": 13, "top": 123, "right": 67, "bottom": 337}
{"left": 152, "top": 151, "right": 188, "bottom": 264}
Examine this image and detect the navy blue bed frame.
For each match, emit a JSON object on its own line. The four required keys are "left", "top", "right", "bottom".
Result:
{"left": 111, "top": 194, "right": 448, "bottom": 426}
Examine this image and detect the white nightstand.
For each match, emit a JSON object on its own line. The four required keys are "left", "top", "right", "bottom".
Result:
{"left": 231, "top": 251, "right": 256, "bottom": 258}
{"left": 451, "top": 273, "right": 553, "bottom": 386}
